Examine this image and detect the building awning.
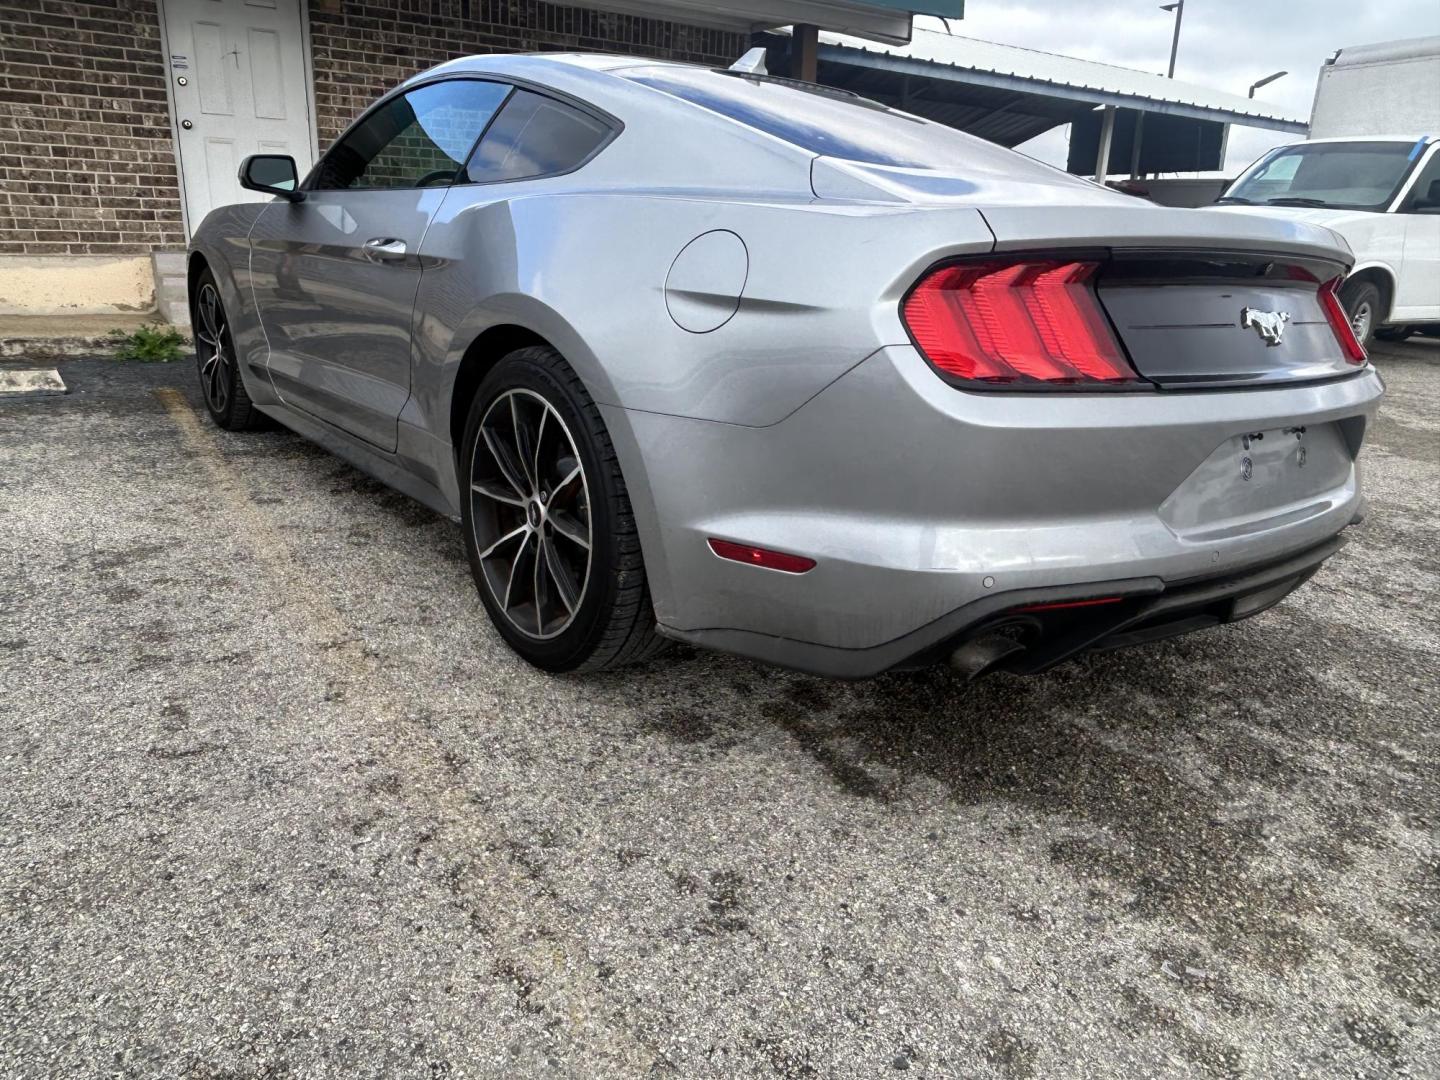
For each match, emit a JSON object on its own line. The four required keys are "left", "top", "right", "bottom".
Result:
{"left": 567, "top": 1, "right": 963, "bottom": 45}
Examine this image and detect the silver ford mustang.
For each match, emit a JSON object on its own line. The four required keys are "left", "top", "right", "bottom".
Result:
{"left": 188, "top": 51, "right": 1383, "bottom": 679}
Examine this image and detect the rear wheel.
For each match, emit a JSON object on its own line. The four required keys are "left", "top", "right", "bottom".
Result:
{"left": 192, "top": 269, "right": 264, "bottom": 430}
{"left": 1338, "top": 279, "right": 1382, "bottom": 349}
{"left": 460, "top": 345, "right": 667, "bottom": 673}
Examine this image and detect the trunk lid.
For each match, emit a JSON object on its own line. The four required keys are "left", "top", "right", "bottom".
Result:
{"left": 979, "top": 206, "right": 1360, "bottom": 389}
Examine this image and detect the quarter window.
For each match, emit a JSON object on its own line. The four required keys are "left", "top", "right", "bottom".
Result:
{"left": 465, "top": 89, "right": 612, "bottom": 184}
{"left": 312, "top": 80, "right": 511, "bottom": 191}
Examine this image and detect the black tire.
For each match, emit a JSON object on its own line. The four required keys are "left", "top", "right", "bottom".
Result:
{"left": 1338, "top": 278, "right": 1382, "bottom": 349}
{"left": 1374, "top": 325, "right": 1415, "bottom": 343}
{"left": 192, "top": 268, "right": 265, "bottom": 431}
{"left": 459, "top": 345, "right": 668, "bottom": 673}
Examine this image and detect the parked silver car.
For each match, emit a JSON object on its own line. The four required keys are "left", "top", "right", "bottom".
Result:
{"left": 188, "top": 52, "right": 1383, "bottom": 678}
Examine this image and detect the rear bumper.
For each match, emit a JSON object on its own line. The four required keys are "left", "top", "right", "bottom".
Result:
{"left": 603, "top": 344, "right": 1383, "bottom": 677}
{"left": 661, "top": 534, "right": 1344, "bottom": 678}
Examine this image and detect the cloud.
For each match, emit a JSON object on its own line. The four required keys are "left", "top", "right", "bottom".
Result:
{"left": 914, "top": 1, "right": 1440, "bottom": 171}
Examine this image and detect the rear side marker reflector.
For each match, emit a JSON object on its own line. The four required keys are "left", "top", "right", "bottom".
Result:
{"left": 708, "top": 538, "right": 816, "bottom": 574}
{"left": 903, "top": 259, "right": 1143, "bottom": 386}
{"left": 1317, "top": 276, "right": 1369, "bottom": 365}
{"left": 1012, "top": 596, "right": 1124, "bottom": 613}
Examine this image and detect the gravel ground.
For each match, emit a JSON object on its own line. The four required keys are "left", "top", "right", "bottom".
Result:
{"left": 2, "top": 341, "right": 1436, "bottom": 1079}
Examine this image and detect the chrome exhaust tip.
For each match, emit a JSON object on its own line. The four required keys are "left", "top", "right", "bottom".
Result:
{"left": 949, "top": 634, "right": 1027, "bottom": 681}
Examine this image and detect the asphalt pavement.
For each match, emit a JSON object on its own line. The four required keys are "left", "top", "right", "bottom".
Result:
{"left": 2, "top": 340, "right": 1436, "bottom": 1078}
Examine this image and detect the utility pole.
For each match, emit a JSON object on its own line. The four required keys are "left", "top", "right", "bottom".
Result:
{"left": 1160, "top": 1, "right": 1184, "bottom": 78}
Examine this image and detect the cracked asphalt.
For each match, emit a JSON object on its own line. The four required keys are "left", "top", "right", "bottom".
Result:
{"left": 1, "top": 340, "right": 1436, "bottom": 1079}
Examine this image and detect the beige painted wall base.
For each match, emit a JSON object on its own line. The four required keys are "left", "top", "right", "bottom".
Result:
{"left": 0, "top": 255, "right": 157, "bottom": 316}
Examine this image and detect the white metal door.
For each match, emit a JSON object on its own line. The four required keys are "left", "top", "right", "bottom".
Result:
{"left": 161, "top": 0, "right": 315, "bottom": 234}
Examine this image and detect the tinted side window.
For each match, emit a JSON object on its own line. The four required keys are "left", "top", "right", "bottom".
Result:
{"left": 1404, "top": 148, "right": 1440, "bottom": 211}
{"left": 313, "top": 80, "right": 511, "bottom": 191}
{"left": 465, "top": 90, "right": 611, "bottom": 183}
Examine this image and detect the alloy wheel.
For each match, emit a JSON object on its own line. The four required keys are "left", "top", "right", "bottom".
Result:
{"left": 1349, "top": 300, "right": 1372, "bottom": 344}
{"left": 195, "top": 283, "right": 231, "bottom": 414}
{"left": 469, "top": 388, "right": 592, "bottom": 639}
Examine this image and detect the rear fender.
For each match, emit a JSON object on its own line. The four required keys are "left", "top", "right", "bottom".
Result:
{"left": 414, "top": 189, "right": 995, "bottom": 427}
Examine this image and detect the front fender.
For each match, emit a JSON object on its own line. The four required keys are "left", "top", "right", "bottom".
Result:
{"left": 188, "top": 203, "right": 273, "bottom": 399}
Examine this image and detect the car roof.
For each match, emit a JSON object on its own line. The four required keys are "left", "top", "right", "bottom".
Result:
{"left": 1288, "top": 135, "right": 1434, "bottom": 145}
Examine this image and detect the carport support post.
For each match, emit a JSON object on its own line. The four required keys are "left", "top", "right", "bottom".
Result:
{"left": 1129, "top": 110, "right": 1146, "bottom": 179}
{"left": 1094, "top": 105, "right": 1116, "bottom": 183}
{"left": 792, "top": 23, "right": 819, "bottom": 82}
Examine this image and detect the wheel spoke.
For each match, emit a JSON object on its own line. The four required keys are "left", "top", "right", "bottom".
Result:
{"left": 510, "top": 396, "right": 538, "bottom": 493}
{"left": 532, "top": 406, "right": 550, "bottom": 490}
{"left": 471, "top": 478, "right": 525, "bottom": 508}
{"left": 482, "top": 424, "right": 530, "bottom": 499}
{"left": 196, "top": 330, "right": 217, "bottom": 348}
{"left": 549, "top": 510, "right": 590, "bottom": 551}
{"left": 532, "top": 540, "right": 547, "bottom": 634}
{"left": 477, "top": 523, "right": 529, "bottom": 561}
{"left": 501, "top": 532, "right": 532, "bottom": 612}
{"left": 201, "top": 289, "right": 220, "bottom": 339}
{"left": 542, "top": 535, "right": 579, "bottom": 614}
{"left": 552, "top": 463, "right": 582, "bottom": 500}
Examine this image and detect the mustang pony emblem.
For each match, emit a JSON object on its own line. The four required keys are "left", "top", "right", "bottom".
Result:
{"left": 1240, "top": 307, "right": 1291, "bottom": 346}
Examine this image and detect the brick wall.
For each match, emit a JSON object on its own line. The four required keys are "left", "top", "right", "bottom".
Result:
{"left": 309, "top": 0, "right": 745, "bottom": 147}
{"left": 0, "top": 0, "right": 184, "bottom": 256}
{"left": 0, "top": 0, "right": 743, "bottom": 259}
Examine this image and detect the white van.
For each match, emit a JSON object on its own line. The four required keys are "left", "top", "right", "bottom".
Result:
{"left": 1208, "top": 38, "right": 1440, "bottom": 346}
{"left": 1209, "top": 136, "right": 1440, "bottom": 345}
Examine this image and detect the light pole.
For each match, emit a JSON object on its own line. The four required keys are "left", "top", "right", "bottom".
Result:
{"left": 1160, "top": 1, "right": 1184, "bottom": 79}
{"left": 1248, "top": 70, "right": 1288, "bottom": 98}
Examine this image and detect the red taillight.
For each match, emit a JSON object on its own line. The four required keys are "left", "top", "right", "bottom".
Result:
{"left": 708, "top": 538, "right": 816, "bottom": 574}
{"left": 1317, "top": 276, "right": 1369, "bottom": 365}
{"left": 902, "top": 259, "right": 1142, "bottom": 387}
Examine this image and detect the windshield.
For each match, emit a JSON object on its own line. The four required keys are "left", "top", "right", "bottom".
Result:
{"left": 1221, "top": 141, "right": 1422, "bottom": 211}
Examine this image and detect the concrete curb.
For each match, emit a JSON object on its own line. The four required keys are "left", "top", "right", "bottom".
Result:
{"left": 0, "top": 367, "right": 67, "bottom": 396}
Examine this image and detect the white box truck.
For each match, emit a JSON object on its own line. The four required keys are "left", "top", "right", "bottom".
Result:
{"left": 1209, "top": 37, "right": 1440, "bottom": 345}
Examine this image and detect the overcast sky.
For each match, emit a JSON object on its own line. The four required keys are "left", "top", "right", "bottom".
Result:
{"left": 912, "top": 1, "right": 1440, "bottom": 173}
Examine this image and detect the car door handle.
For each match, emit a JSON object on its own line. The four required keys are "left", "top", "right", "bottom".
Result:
{"left": 362, "top": 237, "right": 407, "bottom": 261}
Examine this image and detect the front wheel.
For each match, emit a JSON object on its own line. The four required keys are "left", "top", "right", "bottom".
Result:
{"left": 459, "top": 345, "right": 668, "bottom": 673}
{"left": 192, "top": 269, "right": 265, "bottom": 430}
{"left": 1338, "top": 279, "right": 1382, "bottom": 350}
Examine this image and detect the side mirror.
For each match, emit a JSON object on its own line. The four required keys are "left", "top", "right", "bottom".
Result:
{"left": 1410, "top": 177, "right": 1440, "bottom": 213}
{"left": 239, "top": 154, "right": 304, "bottom": 202}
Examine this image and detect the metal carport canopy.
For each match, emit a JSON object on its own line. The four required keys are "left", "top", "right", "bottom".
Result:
{"left": 565, "top": 1, "right": 964, "bottom": 45}
{"left": 813, "top": 26, "right": 1309, "bottom": 138}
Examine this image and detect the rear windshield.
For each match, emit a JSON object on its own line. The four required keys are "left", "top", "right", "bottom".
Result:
{"left": 622, "top": 65, "right": 1059, "bottom": 175}
{"left": 1221, "top": 140, "right": 1424, "bottom": 211}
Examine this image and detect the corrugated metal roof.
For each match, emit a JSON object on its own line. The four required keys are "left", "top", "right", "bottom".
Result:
{"left": 816, "top": 26, "right": 1309, "bottom": 132}
{"left": 564, "top": 2, "right": 961, "bottom": 46}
